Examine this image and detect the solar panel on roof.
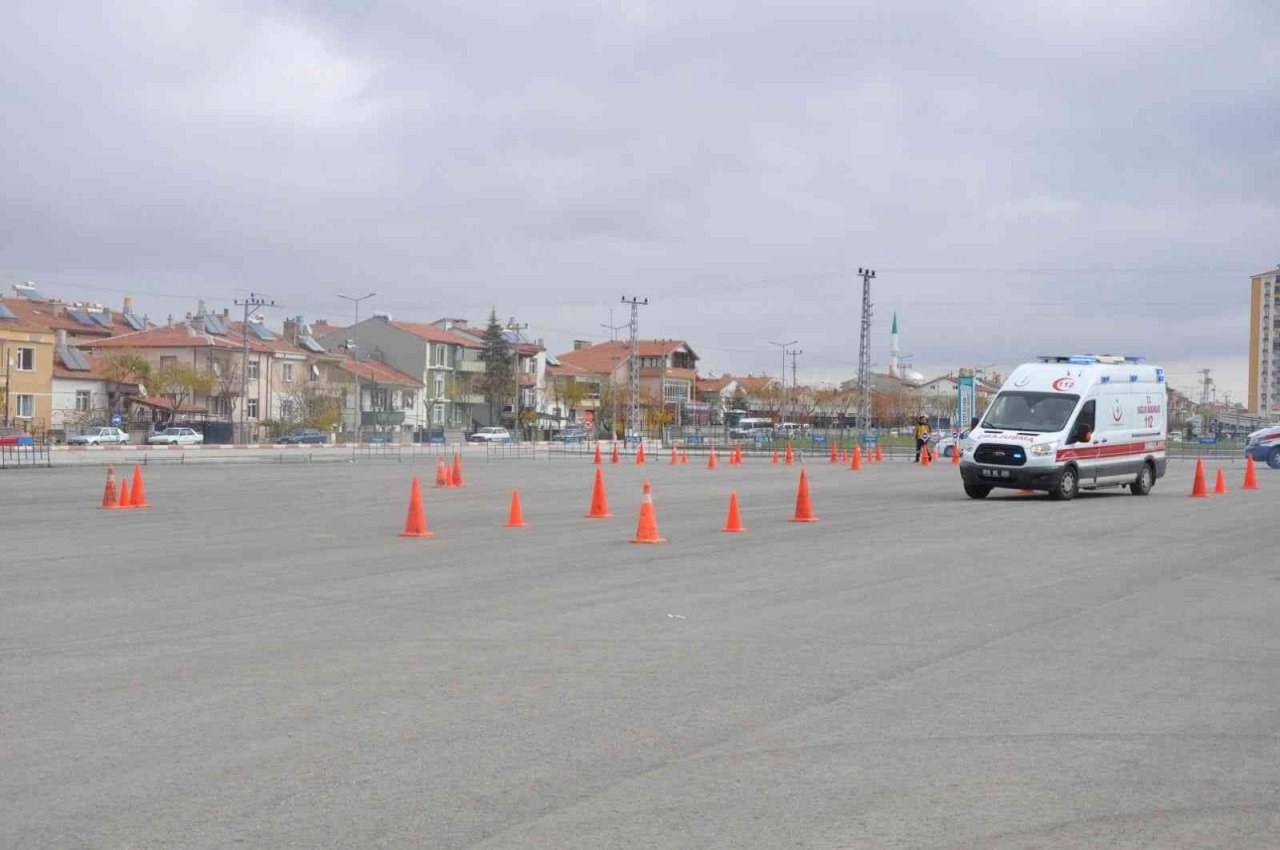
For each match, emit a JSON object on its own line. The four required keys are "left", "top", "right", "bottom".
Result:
{"left": 67, "top": 309, "right": 95, "bottom": 326}
{"left": 202, "top": 314, "right": 227, "bottom": 335}
{"left": 0, "top": 302, "right": 16, "bottom": 320}
{"left": 298, "top": 334, "right": 325, "bottom": 353}
{"left": 14, "top": 287, "right": 43, "bottom": 300}
{"left": 247, "top": 322, "right": 277, "bottom": 340}
{"left": 59, "top": 347, "right": 91, "bottom": 371}
{"left": 123, "top": 313, "right": 145, "bottom": 331}
{"left": 88, "top": 312, "right": 112, "bottom": 327}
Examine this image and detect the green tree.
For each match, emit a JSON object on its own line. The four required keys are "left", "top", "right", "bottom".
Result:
{"left": 152, "top": 362, "right": 215, "bottom": 415}
{"left": 99, "top": 351, "right": 152, "bottom": 413}
{"left": 478, "top": 309, "right": 514, "bottom": 424}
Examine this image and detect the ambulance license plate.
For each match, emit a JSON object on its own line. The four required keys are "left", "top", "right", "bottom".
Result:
{"left": 981, "top": 467, "right": 1011, "bottom": 479}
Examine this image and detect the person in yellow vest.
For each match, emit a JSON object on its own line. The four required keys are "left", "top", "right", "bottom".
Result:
{"left": 913, "top": 416, "right": 931, "bottom": 463}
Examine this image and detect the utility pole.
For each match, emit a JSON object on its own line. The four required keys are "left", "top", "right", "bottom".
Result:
{"left": 234, "top": 292, "right": 276, "bottom": 444}
{"left": 1198, "top": 368, "right": 1213, "bottom": 434}
{"left": 337, "top": 292, "right": 375, "bottom": 443}
{"left": 770, "top": 339, "right": 798, "bottom": 423}
{"left": 507, "top": 319, "right": 529, "bottom": 441}
{"left": 600, "top": 310, "right": 628, "bottom": 439}
{"left": 856, "top": 267, "right": 876, "bottom": 439}
{"left": 621, "top": 296, "right": 647, "bottom": 440}
{"left": 787, "top": 347, "right": 803, "bottom": 422}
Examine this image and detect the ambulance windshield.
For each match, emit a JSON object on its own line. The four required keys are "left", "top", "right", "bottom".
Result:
{"left": 981, "top": 392, "right": 1080, "bottom": 433}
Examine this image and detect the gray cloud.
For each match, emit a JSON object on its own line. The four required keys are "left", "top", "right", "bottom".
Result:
{"left": 2, "top": 0, "right": 1276, "bottom": 398}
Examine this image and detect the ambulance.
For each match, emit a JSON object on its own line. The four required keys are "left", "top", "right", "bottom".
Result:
{"left": 959, "top": 355, "right": 1168, "bottom": 500}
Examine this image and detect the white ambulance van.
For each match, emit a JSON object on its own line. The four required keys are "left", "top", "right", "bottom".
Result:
{"left": 959, "top": 355, "right": 1168, "bottom": 500}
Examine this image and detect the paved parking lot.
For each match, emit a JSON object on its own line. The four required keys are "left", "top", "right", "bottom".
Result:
{"left": 3, "top": 456, "right": 1278, "bottom": 848}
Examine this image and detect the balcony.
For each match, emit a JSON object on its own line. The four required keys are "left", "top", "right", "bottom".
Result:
{"left": 362, "top": 410, "right": 406, "bottom": 426}
{"left": 458, "top": 360, "right": 486, "bottom": 373}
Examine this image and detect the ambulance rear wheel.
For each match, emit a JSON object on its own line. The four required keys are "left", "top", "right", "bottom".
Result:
{"left": 963, "top": 483, "right": 991, "bottom": 499}
{"left": 1268, "top": 447, "right": 1280, "bottom": 469}
{"left": 1130, "top": 462, "right": 1154, "bottom": 496}
{"left": 1050, "top": 467, "right": 1079, "bottom": 501}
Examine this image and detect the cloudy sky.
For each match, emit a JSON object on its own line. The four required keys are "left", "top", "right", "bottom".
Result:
{"left": 3, "top": 1, "right": 1276, "bottom": 400}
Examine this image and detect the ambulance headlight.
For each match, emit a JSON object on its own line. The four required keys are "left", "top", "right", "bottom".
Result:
{"left": 1030, "top": 442, "right": 1057, "bottom": 457}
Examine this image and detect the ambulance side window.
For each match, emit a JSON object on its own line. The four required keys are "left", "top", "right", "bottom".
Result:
{"left": 1068, "top": 400, "right": 1096, "bottom": 444}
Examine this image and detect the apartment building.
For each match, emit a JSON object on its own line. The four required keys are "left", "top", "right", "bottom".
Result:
{"left": 555, "top": 339, "right": 699, "bottom": 430}
{"left": 0, "top": 300, "right": 56, "bottom": 432}
{"left": 1249, "top": 267, "right": 1280, "bottom": 416}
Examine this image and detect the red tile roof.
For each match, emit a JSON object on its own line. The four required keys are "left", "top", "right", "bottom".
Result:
{"left": 333, "top": 358, "right": 423, "bottom": 387}
{"left": 52, "top": 351, "right": 137, "bottom": 382}
{"left": 0, "top": 297, "right": 147, "bottom": 337}
{"left": 388, "top": 320, "right": 483, "bottom": 348}
{"left": 85, "top": 323, "right": 274, "bottom": 353}
{"left": 556, "top": 340, "right": 696, "bottom": 376}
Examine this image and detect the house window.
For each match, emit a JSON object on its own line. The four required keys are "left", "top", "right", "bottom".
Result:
{"left": 451, "top": 405, "right": 462, "bottom": 426}
{"left": 281, "top": 399, "right": 294, "bottom": 420}
{"left": 247, "top": 359, "right": 259, "bottom": 380}
{"left": 75, "top": 390, "right": 91, "bottom": 412}
{"left": 310, "top": 364, "right": 319, "bottom": 382}
{"left": 282, "top": 363, "right": 294, "bottom": 382}
{"left": 432, "top": 403, "right": 444, "bottom": 424}
{"left": 433, "top": 375, "right": 445, "bottom": 399}
{"left": 664, "top": 382, "right": 688, "bottom": 402}
{"left": 160, "top": 355, "right": 177, "bottom": 369}
{"left": 15, "top": 347, "right": 34, "bottom": 371}
{"left": 433, "top": 344, "right": 447, "bottom": 366}
{"left": 403, "top": 392, "right": 415, "bottom": 409}
{"left": 246, "top": 398, "right": 259, "bottom": 418}
{"left": 16, "top": 394, "right": 34, "bottom": 417}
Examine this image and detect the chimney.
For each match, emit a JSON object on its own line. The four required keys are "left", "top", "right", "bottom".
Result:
{"left": 573, "top": 339, "right": 592, "bottom": 350}
{"left": 123, "top": 297, "right": 133, "bottom": 316}
{"left": 283, "top": 316, "right": 299, "bottom": 344}
{"left": 197, "top": 299, "right": 206, "bottom": 316}
{"left": 167, "top": 314, "right": 173, "bottom": 327}
{"left": 223, "top": 307, "right": 229, "bottom": 318}
{"left": 56, "top": 329, "right": 67, "bottom": 348}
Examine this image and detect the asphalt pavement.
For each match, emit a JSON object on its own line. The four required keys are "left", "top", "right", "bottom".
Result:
{"left": 2, "top": 456, "right": 1278, "bottom": 848}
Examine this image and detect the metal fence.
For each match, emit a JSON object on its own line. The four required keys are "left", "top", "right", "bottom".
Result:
{"left": 0, "top": 444, "right": 52, "bottom": 469}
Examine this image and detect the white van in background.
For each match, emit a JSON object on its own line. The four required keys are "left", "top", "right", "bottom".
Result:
{"left": 959, "top": 355, "right": 1168, "bottom": 501}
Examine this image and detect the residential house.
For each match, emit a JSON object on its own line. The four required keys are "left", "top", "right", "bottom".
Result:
{"left": 0, "top": 298, "right": 56, "bottom": 434}
{"left": 546, "top": 359, "right": 604, "bottom": 431}
{"left": 697, "top": 374, "right": 782, "bottom": 422}
{"left": 4, "top": 284, "right": 151, "bottom": 345}
{"left": 51, "top": 333, "right": 141, "bottom": 439}
{"left": 556, "top": 339, "right": 699, "bottom": 431}
{"left": 434, "top": 319, "right": 554, "bottom": 432}
{"left": 331, "top": 358, "right": 423, "bottom": 438}
{"left": 315, "top": 316, "right": 483, "bottom": 437}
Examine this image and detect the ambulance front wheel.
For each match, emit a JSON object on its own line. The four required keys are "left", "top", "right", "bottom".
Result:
{"left": 1050, "top": 467, "right": 1079, "bottom": 501}
{"left": 964, "top": 483, "right": 991, "bottom": 499}
{"left": 1130, "top": 462, "right": 1154, "bottom": 496}
{"left": 1268, "top": 447, "right": 1280, "bottom": 469}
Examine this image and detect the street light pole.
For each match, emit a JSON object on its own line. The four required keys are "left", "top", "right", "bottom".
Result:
{"left": 338, "top": 292, "right": 376, "bottom": 443}
{"left": 234, "top": 292, "right": 276, "bottom": 444}
{"left": 769, "top": 339, "right": 798, "bottom": 422}
{"left": 507, "top": 320, "right": 528, "bottom": 441}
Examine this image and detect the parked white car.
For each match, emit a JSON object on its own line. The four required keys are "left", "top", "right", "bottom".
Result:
{"left": 68, "top": 426, "right": 130, "bottom": 446}
{"left": 466, "top": 426, "right": 512, "bottom": 443}
{"left": 147, "top": 427, "right": 204, "bottom": 446}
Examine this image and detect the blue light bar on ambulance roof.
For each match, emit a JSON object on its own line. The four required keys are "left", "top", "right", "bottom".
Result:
{"left": 1036, "top": 354, "right": 1146, "bottom": 365}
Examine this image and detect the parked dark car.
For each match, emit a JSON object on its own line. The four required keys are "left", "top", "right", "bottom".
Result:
{"left": 280, "top": 428, "right": 328, "bottom": 444}
{"left": 552, "top": 429, "right": 589, "bottom": 443}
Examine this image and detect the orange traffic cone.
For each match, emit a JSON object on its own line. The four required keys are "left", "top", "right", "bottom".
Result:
{"left": 771, "top": 450, "right": 779, "bottom": 465}
{"left": 952, "top": 444, "right": 961, "bottom": 465}
{"left": 850, "top": 445, "right": 862, "bottom": 471}
{"left": 636, "top": 443, "right": 646, "bottom": 465}
{"left": 722, "top": 491, "right": 746, "bottom": 533}
{"left": 681, "top": 449, "right": 689, "bottom": 464}
{"left": 789, "top": 468, "right": 818, "bottom": 522}
{"left": 585, "top": 468, "right": 612, "bottom": 518}
{"left": 837, "top": 448, "right": 845, "bottom": 463}
{"left": 829, "top": 443, "right": 838, "bottom": 463}
{"left": 670, "top": 446, "right": 678, "bottom": 465}
{"left": 611, "top": 444, "right": 620, "bottom": 464}
{"left": 116, "top": 477, "right": 132, "bottom": 509}
{"left": 1190, "top": 458, "right": 1208, "bottom": 498}
{"left": 129, "top": 465, "right": 150, "bottom": 508}
{"left": 435, "top": 457, "right": 449, "bottom": 488}
{"left": 100, "top": 466, "right": 118, "bottom": 509}
{"left": 921, "top": 446, "right": 932, "bottom": 468}
{"left": 1214, "top": 467, "right": 1228, "bottom": 495}
{"left": 451, "top": 453, "right": 464, "bottom": 488}
{"left": 399, "top": 476, "right": 434, "bottom": 537}
{"left": 875, "top": 444, "right": 883, "bottom": 463}
{"left": 593, "top": 444, "right": 602, "bottom": 465}
{"left": 727, "top": 447, "right": 736, "bottom": 467}
{"left": 785, "top": 441, "right": 794, "bottom": 465}
{"left": 505, "top": 488, "right": 527, "bottom": 527}
{"left": 631, "top": 481, "right": 665, "bottom": 544}
{"left": 1243, "top": 456, "right": 1260, "bottom": 490}
{"left": 707, "top": 448, "right": 718, "bottom": 470}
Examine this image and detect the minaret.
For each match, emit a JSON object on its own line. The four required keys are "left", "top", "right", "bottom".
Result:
{"left": 889, "top": 311, "right": 900, "bottom": 378}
